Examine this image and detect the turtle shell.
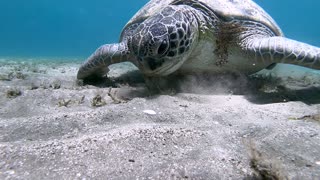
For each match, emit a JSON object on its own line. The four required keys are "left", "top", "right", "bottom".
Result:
{"left": 120, "top": 0, "right": 283, "bottom": 40}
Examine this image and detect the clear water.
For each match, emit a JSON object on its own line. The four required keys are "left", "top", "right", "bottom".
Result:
{"left": 0, "top": 0, "right": 319, "bottom": 59}
{"left": 0, "top": 0, "right": 148, "bottom": 58}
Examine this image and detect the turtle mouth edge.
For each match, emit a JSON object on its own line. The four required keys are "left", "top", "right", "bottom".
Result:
{"left": 140, "top": 56, "right": 186, "bottom": 76}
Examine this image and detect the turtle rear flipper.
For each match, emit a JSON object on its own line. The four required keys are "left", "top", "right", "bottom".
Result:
{"left": 243, "top": 36, "right": 320, "bottom": 70}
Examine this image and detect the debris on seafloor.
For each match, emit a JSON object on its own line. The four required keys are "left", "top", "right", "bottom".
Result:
{"left": 108, "top": 87, "right": 127, "bottom": 104}
{"left": 77, "top": 95, "right": 85, "bottom": 104}
{"left": 58, "top": 95, "right": 86, "bottom": 107}
{"left": 58, "top": 99, "right": 72, "bottom": 107}
{"left": 6, "top": 88, "right": 22, "bottom": 98}
{"left": 50, "top": 79, "right": 62, "bottom": 89}
{"left": 244, "top": 139, "right": 288, "bottom": 180}
{"left": 289, "top": 114, "right": 320, "bottom": 122}
{"left": 91, "top": 94, "right": 107, "bottom": 107}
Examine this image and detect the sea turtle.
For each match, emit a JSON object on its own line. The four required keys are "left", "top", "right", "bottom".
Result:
{"left": 77, "top": 0, "right": 320, "bottom": 82}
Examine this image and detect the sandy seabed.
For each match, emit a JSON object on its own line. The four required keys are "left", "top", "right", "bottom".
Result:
{"left": 0, "top": 58, "right": 320, "bottom": 179}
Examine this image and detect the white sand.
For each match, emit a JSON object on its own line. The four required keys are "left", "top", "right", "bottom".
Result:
{"left": 0, "top": 59, "right": 320, "bottom": 179}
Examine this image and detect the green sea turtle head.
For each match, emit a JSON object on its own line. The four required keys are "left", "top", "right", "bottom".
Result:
{"left": 129, "top": 6, "right": 198, "bottom": 76}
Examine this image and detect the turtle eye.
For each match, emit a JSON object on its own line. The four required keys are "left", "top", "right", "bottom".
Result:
{"left": 157, "top": 39, "right": 169, "bottom": 55}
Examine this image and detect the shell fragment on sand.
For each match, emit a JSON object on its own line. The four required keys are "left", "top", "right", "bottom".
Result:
{"left": 143, "top": 110, "right": 157, "bottom": 115}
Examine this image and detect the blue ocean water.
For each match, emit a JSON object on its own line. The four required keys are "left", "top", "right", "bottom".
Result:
{"left": 0, "top": 0, "right": 319, "bottom": 58}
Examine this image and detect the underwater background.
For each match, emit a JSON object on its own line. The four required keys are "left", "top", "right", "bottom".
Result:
{"left": 0, "top": 0, "right": 319, "bottom": 59}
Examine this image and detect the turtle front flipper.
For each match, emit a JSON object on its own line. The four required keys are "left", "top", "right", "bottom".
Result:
{"left": 77, "top": 41, "right": 131, "bottom": 80}
{"left": 243, "top": 36, "right": 320, "bottom": 70}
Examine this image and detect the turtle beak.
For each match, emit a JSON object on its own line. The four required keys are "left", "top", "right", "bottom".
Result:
{"left": 138, "top": 57, "right": 161, "bottom": 73}
{"left": 146, "top": 57, "right": 162, "bottom": 71}
{"left": 142, "top": 57, "right": 182, "bottom": 76}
